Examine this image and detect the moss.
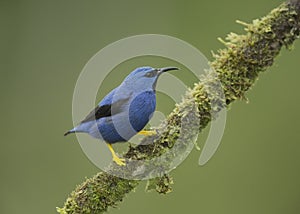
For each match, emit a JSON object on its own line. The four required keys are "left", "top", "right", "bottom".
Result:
{"left": 57, "top": 1, "right": 300, "bottom": 213}
{"left": 57, "top": 173, "right": 139, "bottom": 214}
{"left": 146, "top": 174, "right": 174, "bottom": 194}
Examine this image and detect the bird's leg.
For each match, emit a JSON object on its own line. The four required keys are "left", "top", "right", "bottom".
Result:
{"left": 138, "top": 130, "right": 157, "bottom": 136}
{"left": 106, "top": 143, "right": 126, "bottom": 166}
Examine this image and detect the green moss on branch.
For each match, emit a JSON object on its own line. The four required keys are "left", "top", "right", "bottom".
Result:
{"left": 57, "top": 1, "right": 300, "bottom": 213}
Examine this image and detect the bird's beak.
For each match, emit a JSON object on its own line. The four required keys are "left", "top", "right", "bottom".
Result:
{"left": 158, "top": 67, "right": 179, "bottom": 75}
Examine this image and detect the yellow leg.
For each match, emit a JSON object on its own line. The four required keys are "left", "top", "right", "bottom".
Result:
{"left": 138, "top": 130, "right": 157, "bottom": 136}
{"left": 107, "top": 143, "right": 126, "bottom": 166}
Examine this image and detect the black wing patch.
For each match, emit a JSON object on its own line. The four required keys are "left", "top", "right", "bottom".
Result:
{"left": 80, "top": 97, "right": 130, "bottom": 123}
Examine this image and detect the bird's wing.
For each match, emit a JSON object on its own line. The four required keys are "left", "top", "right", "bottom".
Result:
{"left": 80, "top": 88, "right": 131, "bottom": 123}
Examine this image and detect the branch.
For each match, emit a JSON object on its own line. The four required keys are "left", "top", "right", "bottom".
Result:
{"left": 57, "top": 1, "right": 300, "bottom": 213}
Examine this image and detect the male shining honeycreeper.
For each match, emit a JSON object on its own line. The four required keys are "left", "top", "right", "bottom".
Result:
{"left": 64, "top": 66, "right": 179, "bottom": 166}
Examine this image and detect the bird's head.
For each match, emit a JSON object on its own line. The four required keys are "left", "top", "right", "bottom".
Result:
{"left": 123, "top": 66, "right": 179, "bottom": 90}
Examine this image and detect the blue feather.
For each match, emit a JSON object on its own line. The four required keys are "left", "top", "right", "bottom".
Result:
{"left": 129, "top": 91, "right": 156, "bottom": 133}
{"left": 65, "top": 66, "right": 178, "bottom": 144}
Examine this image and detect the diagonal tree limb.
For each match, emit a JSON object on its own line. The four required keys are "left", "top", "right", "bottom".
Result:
{"left": 57, "top": 1, "right": 300, "bottom": 213}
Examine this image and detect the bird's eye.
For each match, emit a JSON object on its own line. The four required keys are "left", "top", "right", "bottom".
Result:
{"left": 144, "top": 70, "right": 158, "bottom": 78}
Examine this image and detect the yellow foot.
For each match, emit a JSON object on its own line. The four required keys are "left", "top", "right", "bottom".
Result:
{"left": 107, "top": 143, "right": 126, "bottom": 166}
{"left": 112, "top": 155, "right": 126, "bottom": 166}
{"left": 138, "top": 130, "right": 157, "bottom": 136}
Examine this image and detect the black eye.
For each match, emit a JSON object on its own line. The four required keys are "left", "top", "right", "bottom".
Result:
{"left": 144, "top": 70, "right": 158, "bottom": 78}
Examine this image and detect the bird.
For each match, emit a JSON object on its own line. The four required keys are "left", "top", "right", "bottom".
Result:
{"left": 64, "top": 66, "right": 179, "bottom": 166}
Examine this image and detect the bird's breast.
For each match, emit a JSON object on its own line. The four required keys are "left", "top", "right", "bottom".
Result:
{"left": 128, "top": 91, "right": 156, "bottom": 131}
{"left": 95, "top": 91, "right": 156, "bottom": 143}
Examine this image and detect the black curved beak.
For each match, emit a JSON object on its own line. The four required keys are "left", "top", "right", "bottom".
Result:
{"left": 158, "top": 67, "right": 179, "bottom": 75}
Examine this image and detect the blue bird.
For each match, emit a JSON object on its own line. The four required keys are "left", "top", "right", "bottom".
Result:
{"left": 65, "top": 66, "right": 179, "bottom": 166}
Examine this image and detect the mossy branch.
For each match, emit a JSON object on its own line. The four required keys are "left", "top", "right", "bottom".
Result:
{"left": 57, "top": 1, "right": 300, "bottom": 213}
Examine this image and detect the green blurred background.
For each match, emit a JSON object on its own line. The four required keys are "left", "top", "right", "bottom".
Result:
{"left": 1, "top": 0, "right": 300, "bottom": 213}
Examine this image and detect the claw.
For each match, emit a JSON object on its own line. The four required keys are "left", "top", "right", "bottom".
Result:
{"left": 107, "top": 143, "right": 126, "bottom": 166}
{"left": 112, "top": 155, "right": 126, "bottom": 166}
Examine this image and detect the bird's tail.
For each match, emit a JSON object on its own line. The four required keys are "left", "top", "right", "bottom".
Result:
{"left": 64, "top": 122, "right": 94, "bottom": 136}
{"left": 64, "top": 130, "right": 74, "bottom": 136}
{"left": 64, "top": 127, "right": 78, "bottom": 136}
{"left": 64, "top": 123, "right": 92, "bottom": 136}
